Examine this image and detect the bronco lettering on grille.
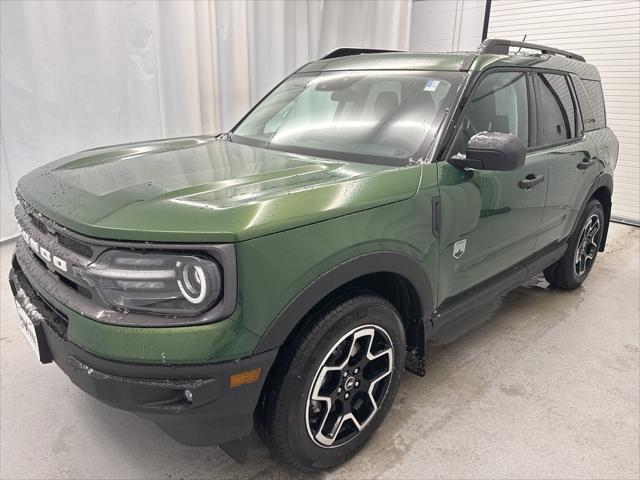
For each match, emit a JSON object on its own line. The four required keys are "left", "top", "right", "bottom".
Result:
{"left": 21, "top": 230, "right": 68, "bottom": 273}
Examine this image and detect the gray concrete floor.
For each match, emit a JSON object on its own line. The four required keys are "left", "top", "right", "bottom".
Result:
{"left": 1, "top": 224, "right": 638, "bottom": 479}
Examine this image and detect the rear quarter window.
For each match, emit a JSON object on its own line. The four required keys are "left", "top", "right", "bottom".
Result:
{"left": 582, "top": 79, "right": 606, "bottom": 129}
{"left": 571, "top": 76, "right": 597, "bottom": 131}
{"left": 536, "top": 73, "right": 578, "bottom": 145}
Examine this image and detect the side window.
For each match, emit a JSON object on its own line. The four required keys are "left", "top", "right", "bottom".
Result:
{"left": 571, "top": 76, "right": 596, "bottom": 132}
{"left": 536, "top": 73, "right": 578, "bottom": 145}
{"left": 450, "top": 71, "right": 529, "bottom": 156}
{"left": 582, "top": 79, "right": 606, "bottom": 129}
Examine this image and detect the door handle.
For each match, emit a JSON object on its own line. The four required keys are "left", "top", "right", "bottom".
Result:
{"left": 577, "top": 157, "right": 597, "bottom": 169}
{"left": 518, "top": 173, "right": 545, "bottom": 190}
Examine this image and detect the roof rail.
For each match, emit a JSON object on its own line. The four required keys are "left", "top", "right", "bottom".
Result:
{"left": 479, "top": 38, "right": 585, "bottom": 62}
{"left": 320, "top": 47, "right": 399, "bottom": 60}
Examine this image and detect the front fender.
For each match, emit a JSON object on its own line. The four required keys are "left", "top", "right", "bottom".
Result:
{"left": 253, "top": 250, "right": 434, "bottom": 353}
{"left": 232, "top": 191, "right": 439, "bottom": 355}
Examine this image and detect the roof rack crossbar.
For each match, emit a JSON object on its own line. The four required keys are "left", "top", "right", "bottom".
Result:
{"left": 320, "top": 48, "right": 399, "bottom": 60}
{"left": 480, "top": 38, "right": 585, "bottom": 62}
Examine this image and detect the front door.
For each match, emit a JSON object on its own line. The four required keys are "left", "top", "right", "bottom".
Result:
{"left": 437, "top": 70, "right": 548, "bottom": 303}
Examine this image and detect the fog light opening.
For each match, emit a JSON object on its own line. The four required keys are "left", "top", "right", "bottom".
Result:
{"left": 184, "top": 389, "right": 193, "bottom": 403}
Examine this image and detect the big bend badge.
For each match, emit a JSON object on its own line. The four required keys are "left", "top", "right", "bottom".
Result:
{"left": 453, "top": 239, "right": 467, "bottom": 259}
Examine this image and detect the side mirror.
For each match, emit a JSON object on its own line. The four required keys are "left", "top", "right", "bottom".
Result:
{"left": 448, "top": 132, "right": 526, "bottom": 171}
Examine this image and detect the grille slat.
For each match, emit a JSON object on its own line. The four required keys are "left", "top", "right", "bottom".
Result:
{"left": 56, "top": 233, "right": 93, "bottom": 258}
{"left": 17, "top": 196, "right": 94, "bottom": 259}
{"left": 28, "top": 214, "right": 48, "bottom": 235}
{"left": 15, "top": 198, "right": 98, "bottom": 303}
{"left": 25, "top": 247, "right": 93, "bottom": 299}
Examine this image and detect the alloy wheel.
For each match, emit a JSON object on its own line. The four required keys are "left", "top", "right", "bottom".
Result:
{"left": 574, "top": 213, "right": 600, "bottom": 276}
{"left": 305, "top": 324, "right": 394, "bottom": 448}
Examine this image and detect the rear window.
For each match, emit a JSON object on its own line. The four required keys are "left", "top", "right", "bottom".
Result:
{"left": 582, "top": 79, "right": 606, "bottom": 129}
{"left": 571, "top": 76, "right": 596, "bottom": 131}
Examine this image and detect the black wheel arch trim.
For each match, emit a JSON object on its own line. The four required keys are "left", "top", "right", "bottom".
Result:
{"left": 571, "top": 171, "right": 613, "bottom": 251}
{"left": 253, "top": 251, "right": 434, "bottom": 354}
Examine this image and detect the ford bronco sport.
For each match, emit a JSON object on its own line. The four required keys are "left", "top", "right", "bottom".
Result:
{"left": 9, "top": 39, "right": 618, "bottom": 470}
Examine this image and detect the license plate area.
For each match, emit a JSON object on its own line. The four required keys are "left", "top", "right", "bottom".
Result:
{"left": 14, "top": 291, "right": 52, "bottom": 364}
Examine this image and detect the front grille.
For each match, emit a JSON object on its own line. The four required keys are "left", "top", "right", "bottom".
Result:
{"left": 26, "top": 245, "right": 93, "bottom": 299}
{"left": 17, "top": 196, "right": 94, "bottom": 259}
{"left": 15, "top": 197, "right": 99, "bottom": 300}
{"left": 57, "top": 233, "right": 93, "bottom": 258}
{"left": 29, "top": 214, "right": 48, "bottom": 235}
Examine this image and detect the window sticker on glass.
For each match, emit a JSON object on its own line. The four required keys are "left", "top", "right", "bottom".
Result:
{"left": 424, "top": 79, "right": 440, "bottom": 92}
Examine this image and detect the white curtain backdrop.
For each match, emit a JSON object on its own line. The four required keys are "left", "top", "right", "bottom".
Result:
{"left": 0, "top": 0, "right": 412, "bottom": 241}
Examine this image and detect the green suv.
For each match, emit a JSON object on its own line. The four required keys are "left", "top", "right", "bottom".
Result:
{"left": 9, "top": 39, "right": 617, "bottom": 470}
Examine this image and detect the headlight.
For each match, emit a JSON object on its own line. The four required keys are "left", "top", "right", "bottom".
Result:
{"left": 78, "top": 250, "right": 223, "bottom": 316}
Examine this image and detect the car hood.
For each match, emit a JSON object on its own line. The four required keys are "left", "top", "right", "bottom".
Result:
{"left": 17, "top": 136, "right": 420, "bottom": 242}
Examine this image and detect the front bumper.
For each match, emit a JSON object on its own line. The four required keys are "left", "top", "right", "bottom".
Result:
{"left": 8, "top": 264, "right": 277, "bottom": 447}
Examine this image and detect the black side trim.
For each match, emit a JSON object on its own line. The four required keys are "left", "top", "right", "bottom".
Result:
{"left": 431, "top": 242, "right": 567, "bottom": 332}
{"left": 431, "top": 196, "right": 441, "bottom": 238}
{"left": 253, "top": 251, "right": 433, "bottom": 353}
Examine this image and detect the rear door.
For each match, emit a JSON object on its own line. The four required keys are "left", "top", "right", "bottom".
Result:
{"left": 532, "top": 71, "right": 600, "bottom": 249}
{"left": 437, "top": 69, "right": 548, "bottom": 302}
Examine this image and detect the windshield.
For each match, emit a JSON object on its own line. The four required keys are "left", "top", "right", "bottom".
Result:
{"left": 231, "top": 70, "right": 464, "bottom": 165}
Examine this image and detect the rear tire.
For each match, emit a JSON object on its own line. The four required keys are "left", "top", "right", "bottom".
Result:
{"left": 257, "top": 292, "right": 406, "bottom": 471}
{"left": 544, "top": 199, "right": 604, "bottom": 289}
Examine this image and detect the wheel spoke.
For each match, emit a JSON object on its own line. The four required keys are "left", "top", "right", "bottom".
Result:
{"left": 312, "top": 405, "right": 333, "bottom": 445}
{"left": 574, "top": 214, "right": 600, "bottom": 277}
{"left": 367, "top": 345, "right": 392, "bottom": 361}
{"left": 305, "top": 324, "right": 394, "bottom": 448}
{"left": 331, "top": 414, "right": 362, "bottom": 438}
{"left": 366, "top": 348, "right": 393, "bottom": 413}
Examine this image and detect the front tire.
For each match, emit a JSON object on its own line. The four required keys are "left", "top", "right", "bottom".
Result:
{"left": 257, "top": 293, "right": 406, "bottom": 471}
{"left": 544, "top": 199, "right": 604, "bottom": 289}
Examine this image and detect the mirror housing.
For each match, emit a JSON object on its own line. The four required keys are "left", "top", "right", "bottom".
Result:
{"left": 449, "top": 132, "right": 526, "bottom": 171}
